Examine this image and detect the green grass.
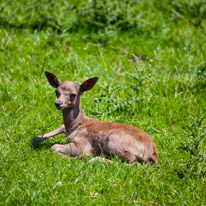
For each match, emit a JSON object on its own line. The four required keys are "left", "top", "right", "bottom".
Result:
{"left": 0, "top": 0, "right": 206, "bottom": 205}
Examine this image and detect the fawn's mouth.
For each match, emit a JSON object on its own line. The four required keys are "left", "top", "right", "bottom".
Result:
{"left": 55, "top": 105, "right": 65, "bottom": 110}
{"left": 55, "top": 104, "right": 73, "bottom": 110}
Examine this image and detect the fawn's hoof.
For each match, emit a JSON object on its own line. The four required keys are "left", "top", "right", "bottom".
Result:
{"left": 31, "top": 136, "right": 45, "bottom": 144}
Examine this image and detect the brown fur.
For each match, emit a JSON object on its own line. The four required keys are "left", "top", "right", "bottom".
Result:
{"left": 33, "top": 71, "right": 158, "bottom": 165}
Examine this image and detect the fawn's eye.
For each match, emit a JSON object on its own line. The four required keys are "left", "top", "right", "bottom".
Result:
{"left": 70, "top": 93, "right": 76, "bottom": 99}
{"left": 55, "top": 90, "right": 60, "bottom": 97}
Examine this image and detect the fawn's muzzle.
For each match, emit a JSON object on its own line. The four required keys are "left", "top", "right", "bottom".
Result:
{"left": 55, "top": 101, "right": 63, "bottom": 107}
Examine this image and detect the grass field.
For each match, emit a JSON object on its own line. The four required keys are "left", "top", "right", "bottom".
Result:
{"left": 0, "top": 0, "right": 206, "bottom": 205}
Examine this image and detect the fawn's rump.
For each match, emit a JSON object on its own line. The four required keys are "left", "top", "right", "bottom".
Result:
{"left": 98, "top": 132, "right": 158, "bottom": 164}
{"left": 86, "top": 119, "right": 158, "bottom": 164}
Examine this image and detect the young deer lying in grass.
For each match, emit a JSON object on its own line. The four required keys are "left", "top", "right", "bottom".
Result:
{"left": 33, "top": 71, "right": 158, "bottom": 164}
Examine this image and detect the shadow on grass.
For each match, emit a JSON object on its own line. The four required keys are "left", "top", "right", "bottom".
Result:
{"left": 30, "top": 137, "right": 63, "bottom": 151}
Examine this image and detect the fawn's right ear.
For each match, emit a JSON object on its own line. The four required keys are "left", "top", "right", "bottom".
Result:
{"left": 80, "top": 77, "right": 98, "bottom": 93}
{"left": 45, "top": 71, "right": 62, "bottom": 88}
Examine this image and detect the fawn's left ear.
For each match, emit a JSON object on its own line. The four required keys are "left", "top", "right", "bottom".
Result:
{"left": 45, "top": 71, "right": 62, "bottom": 88}
{"left": 80, "top": 77, "right": 98, "bottom": 93}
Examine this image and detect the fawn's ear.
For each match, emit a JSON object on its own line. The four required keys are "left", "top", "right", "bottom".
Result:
{"left": 80, "top": 77, "right": 98, "bottom": 93}
{"left": 45, "top": 71, "right": 62, "bottom": 88}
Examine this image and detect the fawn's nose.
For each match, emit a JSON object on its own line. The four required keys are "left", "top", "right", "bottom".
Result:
{"left": 55, "top": 100, "right": 63, "bottom": 107}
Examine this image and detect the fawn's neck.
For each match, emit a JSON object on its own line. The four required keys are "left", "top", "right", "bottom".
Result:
{"left": 62, "top": 97, "right": 87, "bottom": 135}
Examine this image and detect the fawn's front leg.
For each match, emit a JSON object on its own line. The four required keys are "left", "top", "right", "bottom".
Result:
{"left": 32, "top": 125, "right": 66, "bottom": 143}
{"left": 51, "top": 138, "right": 92, "bottom": 157}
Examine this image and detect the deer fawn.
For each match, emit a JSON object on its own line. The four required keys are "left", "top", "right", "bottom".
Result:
{"left": 33, "top": 71, "right": 158, "bottom": 164}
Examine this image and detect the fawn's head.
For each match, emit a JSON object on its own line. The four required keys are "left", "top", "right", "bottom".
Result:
{"left": 45, "top": 71, "right": 98, "bottom": 110}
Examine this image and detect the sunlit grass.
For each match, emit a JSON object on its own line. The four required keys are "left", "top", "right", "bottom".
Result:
{"left": 0, "top": 0, "right": 206, "bottom": 205}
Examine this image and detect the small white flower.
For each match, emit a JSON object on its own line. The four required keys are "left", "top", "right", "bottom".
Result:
{"left": 52, "top": 182, "right": 63, "bottom": 190}
{"left": 57, "top": 182, "right": 62, "bottom": 187}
